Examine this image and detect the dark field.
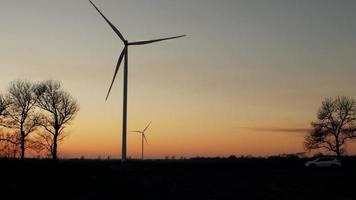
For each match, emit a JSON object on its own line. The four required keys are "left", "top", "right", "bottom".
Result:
{"left": 1, "top": 157, "right": 356, "bottom": 200}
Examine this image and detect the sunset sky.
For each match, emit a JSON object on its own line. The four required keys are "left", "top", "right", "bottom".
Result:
{"left": 1, "top": 0, "right": 356, "bottom": 158}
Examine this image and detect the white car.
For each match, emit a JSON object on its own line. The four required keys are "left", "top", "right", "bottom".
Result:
{"left": 305, "top": 157, "right": 341, "bottom": 168}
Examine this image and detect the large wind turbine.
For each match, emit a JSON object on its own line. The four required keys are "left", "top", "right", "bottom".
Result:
{"left": 130, "top": 121, "right": 151, "bottom": 160}
{"left": 88, "top": 0, "right": 185, "bottom": 161}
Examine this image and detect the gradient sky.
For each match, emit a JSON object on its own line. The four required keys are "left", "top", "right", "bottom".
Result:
{"left": 1, "top": 0, "right": 356, "bottom": 158}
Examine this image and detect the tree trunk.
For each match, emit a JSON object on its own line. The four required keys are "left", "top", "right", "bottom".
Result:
{"left": 52, "top": 133, "right": 58, "bottom": 160}
{"left": 335, "top": 137, "right": 341, "bottom": 160}
{"left": 335, "top": 145, "right": 341, "bottom": 160}
{"left": 20, "top": 131, "right": 25, "bottom": 160}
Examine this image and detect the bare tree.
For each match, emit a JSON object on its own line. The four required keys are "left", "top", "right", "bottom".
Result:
{"left": 0, "top": 94, "right": 10, "bottom": 116}
{"left": 35, "top": 80, "right": 79, "bottom": 160}
{"left": 0, "top": 80, "right": 40, "bottom": 159}
{"left": 0, "top": 94, "right": 18, "bottom": 158}
{"left": 305, "top": 96, "right": 356, "bottom": 159}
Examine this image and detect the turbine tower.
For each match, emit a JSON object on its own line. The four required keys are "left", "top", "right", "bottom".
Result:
{"left": 131, "top": 121, "right": 151, "bottom": 160}
{"left": 88, "top": 0, "right": 185, "bottom": 161}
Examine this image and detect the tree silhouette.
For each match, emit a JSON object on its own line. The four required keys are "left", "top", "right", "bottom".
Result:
{"left": 0, "top": 95, "right": 19, "bottom": 157}
{"left": 305, "top": 96, "right": 356, "bottom": 159}
{"left": 0, "top": 80, "right": 40, "bottom": 159}
{"left": 0, "top": 94, "right": 10, "bottom": 116}
{"left": 0, "top": 131, "right": 20, "bottom": 158}
{"left": 35, "top": 80, "right": 79, "bottom": 160}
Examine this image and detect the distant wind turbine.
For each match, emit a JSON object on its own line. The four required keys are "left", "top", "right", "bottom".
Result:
{"left": 88, "top": 0, "right": 185, "bottom": 161}
{"left": 130, "top": 121, "right": 151, "bottom": 160}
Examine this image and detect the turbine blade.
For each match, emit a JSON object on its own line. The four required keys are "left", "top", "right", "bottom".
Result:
{"left": 128, "top": 35, "right": 186, "bottom": 46}
{"left": 142, "top": 121, "right": 151, "bottom": 133}
{"left": 88, "top": 0, "right": 126, "bottom": 42}
{"left": 105, "top": 48, "right": 125, "bottom": 101}
{"left": 143, "top": 134, "right": 149, "bottom": 145}
{"left": 130, "top": 131, "right": 142, "bottom": 133}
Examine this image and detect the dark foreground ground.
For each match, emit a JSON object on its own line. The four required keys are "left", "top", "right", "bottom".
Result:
{"left": 1, "top": 157, "right": 356, "bottom": 200}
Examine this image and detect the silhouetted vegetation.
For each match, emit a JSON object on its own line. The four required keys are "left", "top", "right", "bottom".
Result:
{"left": 0, "top": 156, "right": 355, "bottom": 200}
{"left": 35, "top": 80, "right": 79, "bottom": 160}
{"left": 0, "top": 80, "right": 78, "bottom": 159}
{"left": 305, "top": 96, "right": 356, "bottom": 159}
{"left": 0, "top": 80, "right": 40, "bottom": 159}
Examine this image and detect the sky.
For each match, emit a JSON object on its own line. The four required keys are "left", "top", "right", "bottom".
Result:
{"left": 0, "top": 0, "right": 356, "bottom": 158}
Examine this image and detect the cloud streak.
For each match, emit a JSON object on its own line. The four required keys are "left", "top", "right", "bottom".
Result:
{"left": 238, "top": 127, "right": 311, "bottom": 133}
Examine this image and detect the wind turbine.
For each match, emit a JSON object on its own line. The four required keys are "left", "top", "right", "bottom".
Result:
{"left": 88, "top": 0, "right": 185, "bottom": 162}
{"left": 130, "top": 121, "right": 151, "bottom": 160}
